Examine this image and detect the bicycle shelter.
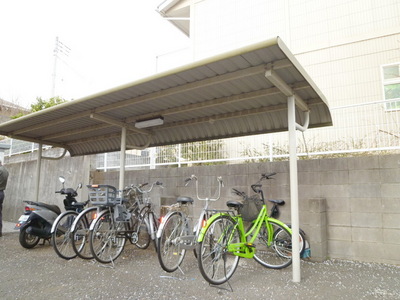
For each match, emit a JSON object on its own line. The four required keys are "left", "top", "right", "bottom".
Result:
{"left": 0, "top": 37, "right": 332, "bottom": 282}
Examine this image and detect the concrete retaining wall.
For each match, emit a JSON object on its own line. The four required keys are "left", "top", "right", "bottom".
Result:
{"left": 3, "top": 152, "right": 400, "bottom": 265}
{"left": 3, "top": 150, "right": 91, "bottom": 224}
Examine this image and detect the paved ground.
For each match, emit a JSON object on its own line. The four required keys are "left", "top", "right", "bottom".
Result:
{"left": 1, "top": 221, "right": 400, "bottom": 299}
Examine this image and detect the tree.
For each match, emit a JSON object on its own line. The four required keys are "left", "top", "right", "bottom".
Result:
{"left": 11, "top": 96, "right": 67, "bottom": 118}
{"left": 30, "top": 96, "right": 67, "bottom": 112}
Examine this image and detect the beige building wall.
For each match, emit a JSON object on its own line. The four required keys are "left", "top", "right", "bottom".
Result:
{"left": 190, "top": 0, "right": 400, "bottom": 100}
{"left": 170, "top": 0, "right": 400, "bottom": 152}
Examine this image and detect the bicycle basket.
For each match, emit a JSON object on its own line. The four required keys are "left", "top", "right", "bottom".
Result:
{"left": 87, "top": 184, "right": 119, "bottom": 206}
{"left": 240, "top": 195, "right": 263, "bottom": 221}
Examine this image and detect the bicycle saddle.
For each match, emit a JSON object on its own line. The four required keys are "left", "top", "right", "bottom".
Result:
{"left": 268, "top": 199, "right": 285, "bottom": 205}
{"left": 226, "top": 200, "right": 243, "bottom": 209}
{"left": 177, "top": 196, "right": 194, "bottom": 204}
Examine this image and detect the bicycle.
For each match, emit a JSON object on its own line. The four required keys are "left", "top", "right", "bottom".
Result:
{"left": 50, "top": 179, "right": 89, "bottom": 260}
{"left": 132, "top": 181, "right": 163, "bottom": 250}
{"left": 196, "top": 172, "right": 305, "bottom": 285}
{"left": 70, "top": 206, "right": 98, "bottom": 259}
{"left": 157, "top": 175, "right": 223, "bottom": 273}
{"left": 69, "top": 184, "right": 142, "bottom": 260}
{"left": 88, "top": 181, "right": 162, "bottom": 264}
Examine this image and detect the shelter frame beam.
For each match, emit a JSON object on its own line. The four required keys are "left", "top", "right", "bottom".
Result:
{"left": 265, "top": 66, "right": 311, "bottom": 283}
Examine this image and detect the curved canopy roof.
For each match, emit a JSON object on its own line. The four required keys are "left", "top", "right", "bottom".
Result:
{"left": 0, "top": 37, "right": 332, "bottom": 157}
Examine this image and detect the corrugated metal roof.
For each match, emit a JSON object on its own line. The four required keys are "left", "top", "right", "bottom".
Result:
{"left": 0, "top": 37, "right": 332, "bottom": 157}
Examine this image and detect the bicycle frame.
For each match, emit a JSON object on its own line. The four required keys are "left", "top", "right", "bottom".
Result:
{"left": 157, "top": 175, "right": 223, "bottom": 249}
{"left": 156, "top": 202, "right": 208, "bottom": 249}
{"left": 197, "top": 204, "right": 292, "bottom": 259}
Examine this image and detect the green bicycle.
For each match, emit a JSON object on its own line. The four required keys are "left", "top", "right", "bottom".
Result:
{"left": 196, "top": 172, "right": 305, "bottom": 285}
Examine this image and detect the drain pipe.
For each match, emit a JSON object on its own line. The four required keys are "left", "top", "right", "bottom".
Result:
{"left": 34, "top": 144, "right": 43, "bottom": 202}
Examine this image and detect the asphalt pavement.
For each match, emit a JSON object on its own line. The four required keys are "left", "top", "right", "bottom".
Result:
{"left": 1, "top": 221, "right": 400, "bottom": 299}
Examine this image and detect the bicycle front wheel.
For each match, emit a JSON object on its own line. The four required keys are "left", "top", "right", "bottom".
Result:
{"left": 253, "top": 219, "right": 294, "bottom": 269}
{"left": 89, "top": 210, "right": 126, "bottom": 264}
{"left": 197, "top": 215, "right": 240, "bottom": 285}
{"left": 147, "top": 211, "right": 159, "bottom": 250}
{"left": 134, "top": 212, "right": 151, "bottom": 250}
{"left": 52, "top": 211, "right": 79, "bottom": 260}
{"left": 71, "top": 207, "right": 98, "bottom": 259}
{"left": 157, "top": 211, "right": 188, "bottom": 272}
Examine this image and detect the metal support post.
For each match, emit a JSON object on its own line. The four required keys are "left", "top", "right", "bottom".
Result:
{"left": 119, "top": 127, "right": 127, "bottom": 193}
{"left": 288, "top": 95, "right": 301, "bottom": 282}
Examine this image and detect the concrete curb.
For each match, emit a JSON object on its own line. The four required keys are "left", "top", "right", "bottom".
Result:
{"left": 2, "top": 221, "right": 18, "bottom": 233}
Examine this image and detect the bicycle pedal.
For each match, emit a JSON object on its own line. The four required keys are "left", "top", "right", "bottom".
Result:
{"left": 245, "top": 243, "right": 255, "bottom": 248}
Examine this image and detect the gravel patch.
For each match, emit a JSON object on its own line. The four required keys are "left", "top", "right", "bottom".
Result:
{"left": 1, "top": 232, "right": 400, "bottom": 299}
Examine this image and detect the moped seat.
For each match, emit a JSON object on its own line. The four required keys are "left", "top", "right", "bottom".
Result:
{"left": 37, "top": 202, "right": 61, "bottom": 215}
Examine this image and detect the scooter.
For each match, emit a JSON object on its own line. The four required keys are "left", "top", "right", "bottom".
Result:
{"left": 15, "top": 176, "right": 82, "bottom": 249}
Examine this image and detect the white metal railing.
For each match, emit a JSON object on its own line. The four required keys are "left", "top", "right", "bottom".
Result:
{"left": 95, "top": 99, "right": 400, "bottom": 169}
{"left": 3, "top": 99, "right": 400, "bottom": 168}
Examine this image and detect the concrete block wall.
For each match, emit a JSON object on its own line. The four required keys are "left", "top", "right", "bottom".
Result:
{"left": 91, "top": 155, "right": 400, "bottom": 264}
{"left": 3, "top": 151, "right": 90, "bottom": 223}
{"left": 4, "top": 152, "right": 400, "bottom": 265}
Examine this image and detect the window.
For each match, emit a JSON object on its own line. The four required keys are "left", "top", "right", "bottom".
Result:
{"left": 382, "top": 63, "right": 400, "bottom": 110}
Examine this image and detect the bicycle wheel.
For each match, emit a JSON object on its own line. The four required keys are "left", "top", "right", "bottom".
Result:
{"left": 157, "top": 211, "right": 188, "bottom": 272}
{"left": 52, "top": 211, "right": 79, "bottom": 260}
{"left": 147, "top": 211, "right": 159, "bottom": 250}
{"left": 133, "top": 212, "right": 151, "bottom": 250}
{"left": 252, "top": 219, "right": 293, "bottom": 269}
{"left": 89, "top": 210, "right": 126, "bottom": 264}
{"left": 197, "top": 214, "right": 240, "bottom": 285}
{"left": 279, "top": 225, "right": 306, "bottom": 257}
{"left": 71, "top": 207, "right": 98, "bottom": 259}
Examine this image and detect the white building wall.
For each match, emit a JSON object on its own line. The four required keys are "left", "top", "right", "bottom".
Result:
{"left": 190, "top": 0, "right": 400, "bottom": 56}
{"left": 192, "top": 0, "right": 288, "bottom": 59}
{"left": 172, "top": 0, "right": 400, "bottom": 152}
{"left": 189, "top": 0, "right": 400, "bottom": 102}
{"left": 155, "top": 0, "right": 400, "bottom": 153}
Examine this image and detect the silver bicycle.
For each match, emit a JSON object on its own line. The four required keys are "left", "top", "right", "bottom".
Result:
{"left": 156, "top": 175, "right": 223, "bottom": 273}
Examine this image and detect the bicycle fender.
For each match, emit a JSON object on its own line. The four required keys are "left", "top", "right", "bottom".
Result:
{"left": 50, "top": 211, "right": 78, "bottom": 234}
{"left": 89, "top": 209, "right": 109, "bottom": 231}
{"left": 267, "top": 218, "right": 292, "bottom": 234}
{"left": 156, "top": 211, "right": 184, "bottom": 239}
{"left": 286, "top": 224, "right": 306, "bottom": 237}
{"left": 70, "top": 206, "right": 97, "bottom": 232}
{"left": 197, "top": 212, "right": 229, "bottom": 242}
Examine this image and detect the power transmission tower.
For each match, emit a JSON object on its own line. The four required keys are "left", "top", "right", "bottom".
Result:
{"left": 51, "top": 36, "right": 71, "bottom": 97}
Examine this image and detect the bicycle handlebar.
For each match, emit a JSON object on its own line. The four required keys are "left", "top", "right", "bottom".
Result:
{"left": 232, "top": 172, "right": 277, "bottom": 197}
{"left": 132, "top": 181, "right": 164, "bottom": 194}
{"left": 261, "top": 172, "right": 276, "bottom": 179}
{"left": 232, "top": 188, "right": 246, "bottom": 198}
{"left": 186, "top": 174, "right": 223, "bottom": 201}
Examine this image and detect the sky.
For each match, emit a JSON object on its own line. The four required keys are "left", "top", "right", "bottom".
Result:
{"left": 0, "top": 0, "right": 189, "bottom": 108}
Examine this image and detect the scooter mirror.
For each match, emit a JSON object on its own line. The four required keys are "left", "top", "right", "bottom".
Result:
{"left": 59, "top": 176, "right": 66, "bottom": 184}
